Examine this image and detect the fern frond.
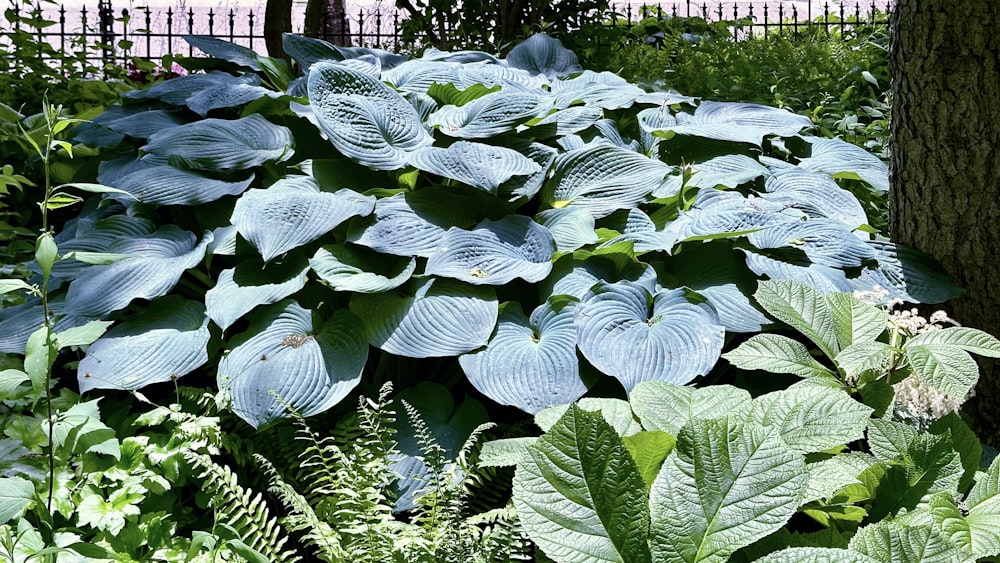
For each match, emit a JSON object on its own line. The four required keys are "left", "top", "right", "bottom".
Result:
{"left": 185, "top": 451, "right": 302, "bottom": 563}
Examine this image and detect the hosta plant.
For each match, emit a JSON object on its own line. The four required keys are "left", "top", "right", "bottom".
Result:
{"left": 0, "top": 32, "right": 959, "bottom": 430}
{"left": 488, "top": 280, "right": 1000, "bottom": 563}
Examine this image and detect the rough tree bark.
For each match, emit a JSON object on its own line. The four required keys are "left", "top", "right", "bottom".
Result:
{"left": 305, "top": 0, "right": 352, "bottom": 46}
{"left": 263, "top": 0, "right": 293, "bottom": 59}
{"left": 889, "top": 0, "right": 1000, "bottom": 445}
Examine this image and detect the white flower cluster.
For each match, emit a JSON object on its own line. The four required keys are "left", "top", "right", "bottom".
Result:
{"left": 892, "top": 374, "right": 967, "bottom": 431}
{"left": 852, "top": 285, "right": 957, "bottom": 336}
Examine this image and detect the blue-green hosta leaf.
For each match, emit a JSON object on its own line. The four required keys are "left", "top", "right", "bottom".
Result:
{"left": 763, "top": 171, "right": 869, "bottom": 228}
{"left": 743, "top": 250, "right": 853, "bottom": 294}
{"left": 630, "top": 382, "right": 753, "bottom": 435}
{"left": 672, "top": 190, "right": 804, "bottom": 241}
{"left": 231, "top": 177, "right": 375, "bottom": 261}
{"left": 459, "top": 299, "right": 585, "bottom": 414}
{"left": 637, "top": 105, "right": 677, "bottom": 134}
{"left": 513, "top": 405, "right": 652, "bottom": 563}
{"left": 535, "top": 208, "right": 598, "bottom": 252}
{"left": 601, "top": 208, "right": 677, "bottom": 254}
{"left": 349, "top": 277, "right": 498, "bottom": 357}
{"left": 77, "top": 297, "right": 210, "bottom": 392}
{"left": 383, "top": 60, "right": 460, "bottom": 93}
{"left": 753, "top": 279, "right": 840, "bottom": 359}
{"left": 184, "top": 34, "right": 264, "bottom": 71}
{"left": 905, "top": 344, "right": 979, "bottom": 403}
{"left": 497, "top": 141, "right": 557, "bottom": 201}
{"left": 64, "top": 226, "right": 211, "bottom": 318}
{"left": 205, "top": 256, "right": 310, "bottom": 330}
{"left": 505, "top": 33, "right": 582, "bottom": 79}
{"left": 125, "top": 71, "right": 257, "bottom": 105}
{"left": 852, "top": 241, "right": 963, "bottom": 304}
{"left": 963, "top": 455, "right": 1000, "bottom": 559}
{"left": 534, "top": 106, "right": 604, "bottom": 136}
{"left": 52, "top": 214, "right": 155, "bottom": 280}
{"left": 0, "top": 298, "right": 90, "bottom": 354}
{"left": 749, "top": 382, "right": 874, "bottom": 453}
{"left": 186, "top": 82, "right": 281, "bottom": 117}
{"left": 723, "top": 334, "right": 837, "bottom": 379}
{"left": 425, "top": 216, "right": 555, "bottom": 285}
{"left": 575, "top": 282, "right": 725, "bottom": 391}
{"left": 752, "top": 547, "right": 878, "bottom": 563}
{"left": 850, "top": 520, "right": 970, "bottom": 562}
{"left": 308, "top": 61, "right": 432, "bottom": 170}
{"left": 662, "top": 101, "right": 813, "bottom": 146}
{"left": 143, "top": 114, "right": 293, "bottom": 171}
{"left": 347, "top": 189, "right": 476, "bottom": 257}
{"left": 282, "top": 33, "right": 341, "bottom": 71}
{"left": 101, "top": 109, "right": 188, "bottom": 139}
{"left": 649, "top": 417, "right": 807, "bottom": 563}
{"left": 550, "top": 71, "right": 645, "bottom": 110}
{"left": 217, "top": 301, "right": 367, "bottom": 428}
{"left": 798, "top": 137, "right": 889, "bottom": 192}
{"left": 407, "top": 141, "right": 539, "bottom": 193}
{"left": 685, "top": 154, "right": 770, "bottom": 190}
{"left": 544, "top": 145, "right": 670, "bottom": 218}
{"left": 309, "top": 243, "right": 415, "bottom": 293}
{"left": 106, "top": 165, "right": 254, "bottom": 206}
{"left": 746, "top": 218, "right": 876, "bottom": 268}
{"left": 455, "top": 63, "right": 547, "bottom": 90}
{"left": 427, "top": 91, "right": 547, "bottom": 138}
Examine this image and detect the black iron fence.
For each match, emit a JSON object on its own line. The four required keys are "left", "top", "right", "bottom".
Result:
{"left": 1, "top": 1, "right": 891, "bottom": 68}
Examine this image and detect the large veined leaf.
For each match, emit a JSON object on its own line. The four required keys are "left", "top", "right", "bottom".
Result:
{"left": 77, "top": 297, "right": 210, "bottom": 392}
{"left": 282, "top": 33, "right": 342, "bottom": 71}
{"left": 544, "top": 145, "right": 671, "bottom": 218}
{"left": 0, "top": 476, "right": 33, "bottom": 523}
{"left": 383, "top": 59, "right": 461, "bottom": 93}
{"left": 310, "top": 243, "right": 415, "bottom": 293}
{"left": 231, "top": 177, "right": 375, "bottom": 261}
{"left": 124, "top": 71, "right": 257, "bottom": 105}
{"left": 205, "top": 256, "right": 310, "bottom": 330}
{"left": 798, "top": 137, "right": 890, "bottom": 192}
{"left": 962, "top": 455, "right": 1000, "bottom": 559}
{"left": 535, "top": 397, "right": 643, "bottom": 437}
{"left": 748, "top": 382, "right": 874, "bottom": 453}
{"left": 742, "top": 250, "right": 854, "bottom": 294}
{"left": 904, "top": 344, "right": 980, "bottom": 402}
{"left": 672, "top": 189, "right": 803, "bottom": 241}
{"left": 407, "top": 141, "right": 540, "bottom": 193}
{"left": 722, "top": 334, "right": 837, "bottom": 379}
{"left": 763, "top": 171, "right": 869, "bottom": 229}
{"left": 308, "top": 61, "right": 432, "bottom": 170}
{"left": 51, "top": 213, "right": 155, "bottom": 280}
{"left": 849, "top": 520, "right": 969, "bottom": 562}
{"left": 186, "top": 82, "right": 281, "bottom": 117}
{"left": 601, "top": 208, "right": 677, "bottom": 254}
{"left": 752, "top": 547, "right": 878, "bottom": 563}
{"left": 505, "top": 33, "right": 582, "bottom": 79}
{"left": 217, "top": 300, "right": 368, "bottom": 428}
{"left": 575, "top": 282, "right": 725, "bottom": 391}
{"left": 684, "top": 154, "right": 770, "bottom": 190}
{"left": 852, "top": 241, "right": 963, "bottom": 304}
{"left": 908, "top": 327, "right": 1000, "bottom": 357}
{"left": 64, "top": 226, "right": 212, "bottom": 318}
{"left": 535, "top": 207, "right": 598, "bottom": 252}
{"left": 513, "top": 405, "right": 652, "bottom": 563}
{"left": 143, "top": 114, "right": 294, "bottom": 170}
{"left": 866, "top": 432, "right": 964, "bottom": 521}
{"left": 105, "top": 165, "right": 254, "bottom": 206}
{"left": 427, "top": 91, "right": 547, "bottom": 138}
{"left": 746, "top": 218, "right": 876, "bottom": 268}
{"left": 497, "top": 140, "right": 557, "bottom": 201}
{"left": 826, "top": 292, "right": 889, "bottom": 349}
{"left": 425, "top": 216, "right": 556, "bottom": 285}
{"left": 459, "top": 299, "right": 586, "bottom": 414}
{"left": 630, "top": 382, "right": 753, "bottom": 435}
{"left": 347, "top": 189, "right": 476, "bottom": 257}
{"left": 184, "top": 34, "right": 264, "bottom": 71}
{"left": 660, "top": 101, "right": 813, "bottom": 146}
{"left": 550, "top": 71, "right": 645, "bottom": 110}
{"left": 753, "top": 279, "right": 840, "bottom": 359}
{"left": 535, "top": 106, "right": 605, "bottom": 136}
{"left": 649, "top": 417, "right": 807, "bottom": 563}
{"left": 100, "top": 108, "right": 188, "bottom": 139}
{"left": 349, "top": 277, "right": 498, "bottom": 357}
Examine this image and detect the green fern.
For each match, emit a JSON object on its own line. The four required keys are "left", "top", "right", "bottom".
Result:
{"left": 185, "top": 451, "right": 302, "bottom": 562}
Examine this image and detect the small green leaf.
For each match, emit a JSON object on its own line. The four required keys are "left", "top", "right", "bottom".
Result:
{"left": 722, "top": 333, "right": 837, "bottom": 379}
{"left": 963, "top": 455, "right": 1000, "bottom": 559}
{"left": 24, "top": 325, "right": 56, "bottom": 392}
{"left": 623, "top": 431, "right": 675, "bottom": 489}
{"left": 35, "top": 233, "right": 58, "bottom": 281}
{"left": 0, "top": 279, "right": 34, "bottom": 296}
{"left": 0, "top": 369, "right": 31, "bottom": 399}
{"left": 55, "top": 320, "right": 114, "bottom": 348}
{"left": 61, "top": 251, "right": 133, "bottom": 265}
{"left": 479, "top": 437, "right": 538, "bottom": 468}
{"left": 56, "top": 182, "right": 137, "bottom": 197}
{"left": 0, "top": 476, "right": 34, "bottom": 523}
{"left": 835, "top": 342, "right": 898, "bottom": 381}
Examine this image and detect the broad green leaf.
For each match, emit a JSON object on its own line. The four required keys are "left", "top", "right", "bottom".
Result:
{"left": 0, "top": 476, "right": 34, "bottom": 523}
{"left": 0, "top": 369, "right": 30, "bottom": 399}
{"left": 426, "top": 216, "right": 556, "bottom": 285}
{"left": 835, "top": 342, "right": 898, "bottom": 381}
{"left": 47, "top": 399, "right": 120, "bottom": 458}
{"left": 0, "top": 279, "right": 33, "bottom": 296}
{"left": 310, "top": 243, "right": 415, "bottom": 293}
{"left": 908, "top": 328, "right": 1000, "bottom": 358}
{"left": 752, "top": 547, "right": 877, "bottom": 563}
{"left": 459, "top": 299, "right": 585, "bottom": 414}
{"left": 802, "top": 453, "right": 876, "bottom": 503}
{"left": 630, "top": 382, "right": 753, "bottom": 435}
{"left": 350, "top": 277, "right": 498, "bottom": 358}
{"left": 826, "top": 293, "right": 889, "bottom": 349}
{"left": 575, "top": 282, "right": 725, "bottom": 391}
{"left": 866, "top": 419, "right": 918, "bottom": 462}
{"left": 850, "top": 520, "right": 970, "bottom": 562}
{"left": 544, "top": 145, "right": 670, "bottom": 218}
{"left": 479, "top": 437, "right": 538, "bottom": 468}
{"left": 754, "top": 279, "right": 840, "bottom": 359}
{"left": 929, "top": 414, "right": 982, "bottom": 493}
{"left": 505, "top": 33, "right": 582, "bottom": 79}
{"left": 964, "top": 454, "right": 1000, "bottom": 559}
{"left": 513, "top": 405, "right": 652, "bottom": 563}
{"left": 649, "top": 417, "right": 807, "bottom": 563}
{"left": 218, "top": 300, "right": 368, "bottom": 428}
{"left": 144, "top": 114, "right": 293, "bottom": 170}
{"left": 232, "top": 178, "right": 375, "bottom": 261}
{"left": 77, "top": 297, "right": 211, "bottom": 392}
{"left": 866, "top": 432, "right": 963, "bottom": 521}
{"left": 408, "top": 141, "right": 539, "bottom": 194}
{"left": 722, "top": 333, "right": 837, "bottom": 379}
{"left": 206, "top": 256, "right": 310, "bottom": 330}
{"left": 308, "top": 61, "right": 432, "bottom": 170}
{"left": 624, "top": 431, "right": 675, "bottom": 489}
{"left": 749, "top": 382, "right": 874, "bottom": 453}
{"left": 535, "top": 398, "right": 642, "bottom": 437}
{"left": 905, "top": 344, "right": 979, "bottom": 403}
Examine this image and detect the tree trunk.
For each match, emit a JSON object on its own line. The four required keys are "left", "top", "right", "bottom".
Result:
{"left": 305, "top": 0, "right": 352, "bottom": 46}
{"left": 264, "top": 0, "right": 293, "bottom": 59}
{"left": 889, "top": 0, "right": 1000, "bottom": 445}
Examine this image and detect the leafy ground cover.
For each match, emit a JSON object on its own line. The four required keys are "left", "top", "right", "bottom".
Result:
{"left": 0, "top": 27, "right": 998, "bottom": 563}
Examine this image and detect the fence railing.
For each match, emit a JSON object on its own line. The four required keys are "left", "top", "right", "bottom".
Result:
{"left": 1, "top": 1, "right": 891, "bottom": 68}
